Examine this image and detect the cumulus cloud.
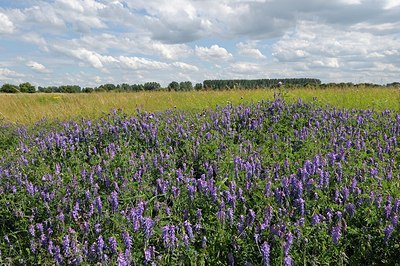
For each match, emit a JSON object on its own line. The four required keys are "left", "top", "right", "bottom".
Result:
{"left": 172, "top": 62, "right": 199, "bottom": 71}
{"left": 118, "top": 56, "right": 169, "bottom": 70}
{"left": 195, "top": 45, "right": 233, "bottom": 61}
{"left": 237, "top": 42, "right": 266, "bottom": 59}
{"left": 0, "top": 68, "right": 24, "bottom": 79}
{"left": 0, "top": 12, "right": 14, "bottom": 34}
{"left": 26, "top": 61, "right": 50, "bottom": 73}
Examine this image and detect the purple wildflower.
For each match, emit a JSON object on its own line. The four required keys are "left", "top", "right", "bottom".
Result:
{"left": 28, "top": 224, "right": 35, "bottom": 237}
{"left": 228, "top": 207, "right": 234, "bottom": 226}
{"left": 72, "top": 201, "right": 80, "bottom": 221}
{"left": 332, "top": 225, "right": 341, "bottom": 245}
{"left": 162, "top": 225, "right": 177, "bottom": 250}
{"left": 109, "top": 191, "right": 119, "bottom": 213}
{"left": 284, "top": 255, "right": 293, "bottom": 266}
{"left": 54, "top": 245, "right": 63, "bottom": 265}
{"left": 184, "top": 220, "right": 194, "bottom": 240}
{"left": 391, "top": 215, "right": 398, "bottom": 227}
{"left": 283, "top": 232, "right": 293, "bottom": 256}
{"left": 122, "top": 231, "right": 132, "bottom": 251}
{"left": 62, "top": 234, "right": 70, "bottom": 256}
{"left": 144, "top": 246, "right": 155, "bottom": 264}
{"left": 143, "top": 217, "right": 154, "bottom": 239}
{"left": 97, "top": 235, "right": 105, "bottom": 257}
{"left": 346, "top": 203, "right": 355, "bottom": 218}
{"left": 228, "top": 252, "right": 235, "bottom": 266}
{"left": 95, "top": 223, "right": 101, "bottom": 234}
{"left": 384, "top": 224, "right": 394, "bottom": 244}
{"left": 108, "top": 237, "right": 118, "bottom": 255}
{"left": 117, "top": 252, "right": 128, "bottom": 266}
{"left": 261, "top": 241, "right": 270, "bottom": 266}
{"left": 95, "top": 196, "right": 102, "bottom": 214}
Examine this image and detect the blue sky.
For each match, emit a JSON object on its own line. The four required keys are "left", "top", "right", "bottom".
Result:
{"left": 1, "top": 0, "right": 400, "bottom": 87}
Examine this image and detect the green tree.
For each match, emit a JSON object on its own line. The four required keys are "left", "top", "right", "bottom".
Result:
{"left": 168, "top": 81, "right": 180, "bottom": 91}
{"left": 19, "top": 82, "right": 36, "bottom": 93}
{"left": 194, "top": 83, "right": 203, "bottom": 91}
{"left": 179, "top": 81, "right": 193, "bottom": 91}
{"left": 82, "top": 87, "right": 94, "bottom": 93}
{"left": 143, "top": 82, "right": 161, "bottom": 91}
{"left": 1, "top": 83, "right": 19, "bottom": 93}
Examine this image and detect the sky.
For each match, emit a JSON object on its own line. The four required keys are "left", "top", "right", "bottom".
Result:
{"left": 0, "top": 0, "right": 400, "bottom": 87}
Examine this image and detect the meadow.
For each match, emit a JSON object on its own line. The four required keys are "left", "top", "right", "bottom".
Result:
{"left": 0, "top": 87, "right": 399, "bottom": 265}
{"left": 0, "top": 87, "right": 398, "bottom": 124}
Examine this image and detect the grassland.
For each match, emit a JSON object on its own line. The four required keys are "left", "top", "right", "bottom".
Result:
{"left": 0, "top": 87, "right": 398, "bottom": 124}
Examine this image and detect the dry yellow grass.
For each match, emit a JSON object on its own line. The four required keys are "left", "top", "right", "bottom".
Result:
{"left": 0, "top": 87, "right": 398, "bottom": 124}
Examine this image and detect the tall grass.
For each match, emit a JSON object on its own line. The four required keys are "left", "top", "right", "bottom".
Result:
{"left": 0, "top": 87, "right": 398, "bottom": 124}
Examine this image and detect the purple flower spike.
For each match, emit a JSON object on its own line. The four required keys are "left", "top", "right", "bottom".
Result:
{"left": 284, "top": 255, "right": 293, "bottom": 266}
{"left": 108, "top": 236, "right": 118, "bottom": 255}
{"left": 97, "top": 235, "right": 105, "bottom": 257}
{"left": 228, "top": 252, "right": 234, "bottom": 266}
{"left": 143, "top": 217, "right": 154, "bottom": 239}
{"left": 261, "top": 241, "right": 270, "bottom": 266}
{"left": 144, "top": 246, "right": 155, "bottom": 264}
{"left": 162, "top": 225, "right": 177, "bottom": 250}
{"left": 283, "top": 232, "right": 293, "bottom": 256}
{"left": 184, "top": 220, "right": 194, "bottom": 240}
{"left": 117, "top": 252, "right": 128, "bottom": 266}
{"left": 331, "top": 225, "right": 341, "bottom": 245}
{"left": 384, "top": 224, "right": 394, "bottom": 244}
{"left": 122, "top": 231, "right": 132, "bottom": 251}
{"left": 109, "top": 191, "right": 119, "bottom": 213}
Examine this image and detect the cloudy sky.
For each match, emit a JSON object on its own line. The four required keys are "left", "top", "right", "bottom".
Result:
{"left": 1, "top": 0, "right": 399, "bottom": 87}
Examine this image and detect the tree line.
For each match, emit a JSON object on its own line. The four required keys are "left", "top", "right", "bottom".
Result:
{"left": 0, "top": 79, "right": 398, "bottom": 93}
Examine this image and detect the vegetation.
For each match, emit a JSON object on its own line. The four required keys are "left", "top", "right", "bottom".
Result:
{"left": 0, "top": 97, "right": 399, "bottom": 265}
{"left": 0, "top": 87, "right": 398, "bottom": 124}
{"left": 1, "top": 78, "right": 399, "bottom": 94}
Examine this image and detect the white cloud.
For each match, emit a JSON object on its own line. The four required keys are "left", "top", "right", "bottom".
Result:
{"left": 0, "top": 68, "right": 25, "bottom": 79}
{"left": 229, "top": 62, "right": 264, "bottom": 74}
{"left": 118, "top": 56, "right": 169, "bottom": 70}
{"left": 26, "top": 61, "right": 50, "bottom": 73}
{"left": 195, "top": 45, "right": 233, "bottom": 61}
{"left": 237, "top": 42, "right": 266, "bottom": 59}
{"left": 172, "top": 62, "right": 199, "bottom": 71}
{"left": 383, "top": 0, "right": 400, "bottom": 9}
{"left": 0, "top": 12, "right": 14, "bottom": 34}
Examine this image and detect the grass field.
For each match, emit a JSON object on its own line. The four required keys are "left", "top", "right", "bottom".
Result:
{"left": 0, "top": 87, "right": 399, "bottom": 124}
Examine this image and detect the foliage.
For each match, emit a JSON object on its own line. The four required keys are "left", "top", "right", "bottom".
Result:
{"left": 0, "top": 98, "right": 399, "bottom": 265}
{"left": 1, "top": 83, "right": 20, "bottom": 93}
{"left": 143, "top": 82, "right": 161, "bottom": 91}
{"left": 168, "top": 81, "right": 180, "bottom": 91}
{"left": 202, "top": 78, "right": 322, "bottom": 90}
{"left": 19, "top": 82, "right": 36, "bottom": 93}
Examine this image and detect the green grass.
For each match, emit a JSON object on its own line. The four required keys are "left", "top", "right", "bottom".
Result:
{"left": 0, "top": 87, "right": 398, "bottom": 124}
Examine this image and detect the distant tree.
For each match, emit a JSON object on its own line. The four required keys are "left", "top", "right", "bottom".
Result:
{"left": 386, "top": 82, "right": 400, "bottom": 87}
{"left": 118, "top": 83, "right": 131, "bottom": 91}
{"left": 1, "top": 83, "right": 19, "bottom": 93}
{"left": 194, "top": 83, "right": 203, "bottom": 91}
{"left": 98, "top": 84, "right": 116, "bottom": 91}
{"left": 179, "top": 81, "right": 193, "bottom": 91}
{"left": 168, "top": 81, "right": 180, "bottom": 91}
{"left": 131, "top": 84, "right": 144, "bottom": 91}
{"left": 60, "top": 85, "right": 81, "bottom": 93}
{"left": 82, "top": 87, "right": 94, "bottom": 93}
{"left": 143, "top": 82, "right": 161, "bottom": 91}
{"left": 19, "top": 82, "right": 36, "bottom": 93}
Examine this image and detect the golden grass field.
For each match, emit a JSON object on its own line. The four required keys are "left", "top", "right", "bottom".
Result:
{"left": 0, "top": 87, "right": 399, "bottom": 124}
